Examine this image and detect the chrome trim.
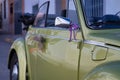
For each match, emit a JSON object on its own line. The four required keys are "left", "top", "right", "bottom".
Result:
{"left": 84, "top": 40, "right": 105, "bottom": 47}
{"left": 47, "top": 35, "right": 81, "bottom": 42}
{"left": 84, "top": 40, "right": 120, "bottom": 51}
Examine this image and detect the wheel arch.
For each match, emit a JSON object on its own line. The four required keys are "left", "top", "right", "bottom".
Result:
{"left": 8, "top": 38, "right": 27, "bottom": 80}
{"left": 8, "top": 49, "right": 17, "bottom": 69}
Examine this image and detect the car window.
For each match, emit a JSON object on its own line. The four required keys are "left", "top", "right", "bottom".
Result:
{"left": 33, "top": 0, "right": 79, "bottom": 30}
{"left": 33, "top": 1, "right": 49, "bottom": 27}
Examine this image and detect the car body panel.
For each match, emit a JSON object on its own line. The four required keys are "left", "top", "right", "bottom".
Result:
{"left": 8, "top": 38, "right": 26, "bottom": 80}
{"left": 25, "top": 27, "right": 82, "bottom": 80}
{"left": 79, "top": 42, "right": 120, "bottom": 80}
{"left": 83, "top": 61, "right": 120, "bottom": 80}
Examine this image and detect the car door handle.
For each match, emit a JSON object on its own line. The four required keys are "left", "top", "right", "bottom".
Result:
{"left": 92, "top": 46, "right": 108, "bottom": 61}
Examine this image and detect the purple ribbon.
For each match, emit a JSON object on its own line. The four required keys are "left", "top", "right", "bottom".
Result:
{"left": 69, "top": 24, "right": 79, "bottom": 42}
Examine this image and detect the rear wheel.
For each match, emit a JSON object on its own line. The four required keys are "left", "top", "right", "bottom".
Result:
{"left": 10, "top": 54, "right": 19, "bottom": 80}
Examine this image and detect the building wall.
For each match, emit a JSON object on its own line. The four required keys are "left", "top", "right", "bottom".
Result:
{"left": 2, "top": 0, "right": 9, "bottom": 33}
{"left": 0, "top": 3, "right": 2, "bottom": 29}
{"left": 24, "top": 0, "right": 32, "bottom": 13}
{"left": 24, "top": 0, "right": 56, "bottom": 14}
{"left": 8, "top": 0, "right": 15, "bottom": 34}
{"left": 24, "top": 0, "right": 66, "bottom": 15}
{"left": 39, "top": 0, "right": 56, "bottom": 14}
{"left": 0, "top": 0, "right": 23, "bottom": 34}
{"left": 0, "top": 0, "right": 67, "bottom": 34}
{"left": 14, "top": 0, "right": 22, "bottom": 34}
{"left": 0, "top": 0, "right": 15, "bottom": 34}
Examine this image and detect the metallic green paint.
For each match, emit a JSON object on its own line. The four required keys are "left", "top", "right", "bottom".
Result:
{"left": 84, "top": 61, "right": 120, "bottom": 80}
{"left": 25, "top": 27, "right": 82, "bottom": 80}
{"left": 8, "top": 38, "right": 26, "bottom": 80}
{"left": 8, "top": 0, "right": 120, "bottom": 80}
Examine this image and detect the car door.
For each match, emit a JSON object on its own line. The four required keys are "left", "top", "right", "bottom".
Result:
{"left": 34, "top": 0, "right": 82, "bottom": 80}
{"left": 25, "top": 1, "right": 50, "bottom": 80}
{"left": 35, "top": 28, "right": 82, "bottom": 80}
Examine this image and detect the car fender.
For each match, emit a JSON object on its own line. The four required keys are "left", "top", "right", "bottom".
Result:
{"left": 84, "top": 61, "right": 120, "bottom": 80}
{"left": 8, "top": 37, "right": 27, "bottom": 80}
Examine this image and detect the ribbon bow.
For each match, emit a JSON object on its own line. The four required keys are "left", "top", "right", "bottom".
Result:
{"left": 69, "top": 24, "right": 79, "bottom": 42}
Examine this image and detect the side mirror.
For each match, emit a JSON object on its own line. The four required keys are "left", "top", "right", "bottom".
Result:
{"left": 55, "top": 17, "right": 71, "bottom": 28}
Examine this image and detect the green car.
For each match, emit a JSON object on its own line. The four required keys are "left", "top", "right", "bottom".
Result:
{"left": 8, "top": 0, "right": 120, "bottom": 80}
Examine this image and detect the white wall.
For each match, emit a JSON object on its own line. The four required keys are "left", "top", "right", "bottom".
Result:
{"left": 39, "top": 0, "right": 55, "bottom": 14}
{"left": 48, "top": 0, "right": 55, "bottom": 14}
{"left": 104, "top": 0, "right": 120, "bottom": 14}
{"left": 24, "top": 0, "right": 32, "bottom": 13}
{"left": 32, "top": 0, "right": 38, "bottom": 5}
{"left": 24, "top": 0, "right": 56, "bottom": 14}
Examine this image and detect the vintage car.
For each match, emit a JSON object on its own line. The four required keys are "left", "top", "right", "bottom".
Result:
{"left": 8, "top": 0, "right": 120, "bottom": 80}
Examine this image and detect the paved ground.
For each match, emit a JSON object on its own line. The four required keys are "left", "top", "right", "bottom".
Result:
{"left": 0, "top": 31, "right": 23, "bottom": 80}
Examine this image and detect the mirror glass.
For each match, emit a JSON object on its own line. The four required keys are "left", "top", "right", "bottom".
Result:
{"left": 55, "top": 17, "right": 71, "bottom": 28}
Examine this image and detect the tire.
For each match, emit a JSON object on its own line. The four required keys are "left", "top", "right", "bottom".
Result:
{"left": 10, "top": 54, "right": 19, "bottom": 80}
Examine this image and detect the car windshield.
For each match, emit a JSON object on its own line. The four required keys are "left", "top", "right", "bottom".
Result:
{"left": 82, "top": 0, "right": 120, "bottom": 29}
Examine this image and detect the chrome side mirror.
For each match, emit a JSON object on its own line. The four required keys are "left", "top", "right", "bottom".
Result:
{"left": 55, "top": 17, "right": 71, "bottom": 28}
